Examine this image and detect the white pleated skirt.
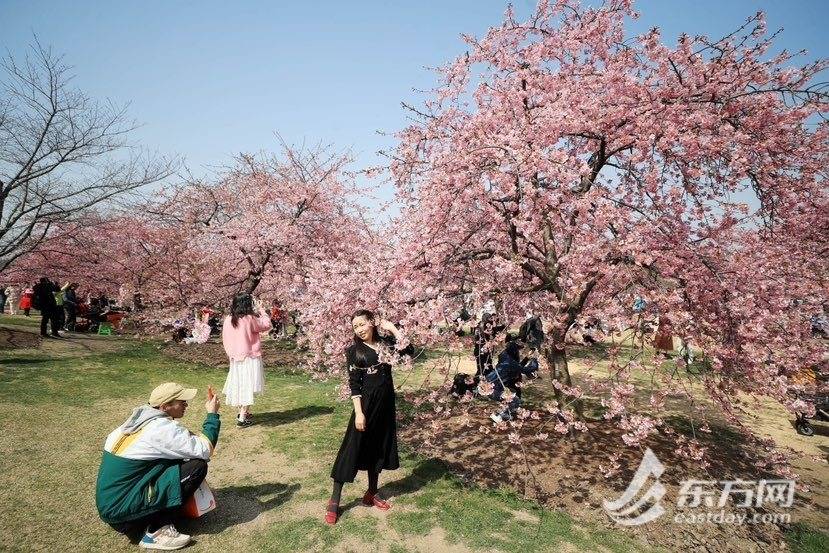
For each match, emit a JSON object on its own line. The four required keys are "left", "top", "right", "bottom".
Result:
{"left": 223, "top": 356, "right": 265, "bottom": 406}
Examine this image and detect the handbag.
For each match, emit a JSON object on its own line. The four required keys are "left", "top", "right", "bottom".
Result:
{"left": 181, "top": 480, "right": 216, "bottom": 518}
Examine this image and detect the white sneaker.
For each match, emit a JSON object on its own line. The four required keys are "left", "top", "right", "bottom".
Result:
{"left": 139, "top": 524, "right": 191, "bottom": 550}
{"left": 490, "top": 413, "right": 504, "bottom": 424}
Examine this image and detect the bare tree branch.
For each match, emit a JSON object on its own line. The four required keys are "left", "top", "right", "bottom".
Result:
{"left": 0, "top": 39, "right": 177, "bottom": 272}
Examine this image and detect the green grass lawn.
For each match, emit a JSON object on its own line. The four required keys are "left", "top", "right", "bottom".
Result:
{"left": 0, "top": 322, "right": 655, "bottom": 553}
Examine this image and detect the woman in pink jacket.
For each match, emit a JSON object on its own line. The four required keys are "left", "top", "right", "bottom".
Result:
{"left": 222, "top": 293, "right": 272, "bottom": 427}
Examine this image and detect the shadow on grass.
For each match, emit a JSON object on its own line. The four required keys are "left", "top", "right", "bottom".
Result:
{"left": 567, "top": 341, "right": 647, "bottom": 362}
{"left": 787, "top": 417, "right": 829, "bottom": 438}
{"left": 186, "top": 482, "right": 300, "bottom": 535}
{"left": 119, "top": 482, "right": 300, "bottom": 544}
{"left": 339, "top": 458, "right": 450, "bottom": 514}
{"left": 567, "top": 340, "right": 711, "bottom": 374}
{"left": 255, "top": 406, "right": 334, "bottom": 427}
{"left": 0, "top": 356, "right": 53, "bottom": 365}
{"left": 383, "top": 457, "right": 450, "bottom": 498}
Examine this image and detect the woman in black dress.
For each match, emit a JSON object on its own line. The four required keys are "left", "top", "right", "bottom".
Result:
{"left": 325, "top": 309, "right": 412, "bottom": 524}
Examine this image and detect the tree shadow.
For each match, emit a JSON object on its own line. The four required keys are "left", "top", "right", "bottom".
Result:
{"left": 339, "top": 458, "right": 450, "bottom": 514}
{"left": 0, "top": 356, "right": 52, "bottom": 365}
{"left": 181, "top": 482, "right": 300, "bottom": 535}
{"left": 254, "top": 406, "right": 334, "bottom": 427}
{"left": 384, "top": 457, "right": 451, "bottom": 497}
{"left": 567, "top": 341, "right": 640, "bottom": 362}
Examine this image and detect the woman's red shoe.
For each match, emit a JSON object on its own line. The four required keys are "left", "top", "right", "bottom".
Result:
{"left": 324, "top": 500, "right": 339, "bottom": 524}
{"left": 362, "top": 491, "right": 391, "bottom": 510}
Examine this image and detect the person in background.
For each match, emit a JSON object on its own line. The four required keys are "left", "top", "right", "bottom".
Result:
{"left": 5, "top": 284, "right": 20, "bottom": 315}
{"left": 198, "top": 304, "right": 220, "bottom": 336}
{"left": 0, "top": 285, "right": 6, "bottom": 314}
{"left": 518, "top": 315, "right": 545, "bottom": 351}
{"left": 85, "top": 297, "right": 106, "bottom": 333}
{"left": 221, "top": 293, "right": 272, "bottom": 427}
{"left": 64, "top": 283, "right": 78, "bottom": 331}
{"left": 473, "top": 311, "right": 504, "bottom": 377}
{"left": 269, "top": 299, "right": 285, "bottom": 338}
{"left": 54, "top": 282, "right": 68, "bottom": 331}
{"left": 487, "top": 336, "right": 539, "bottom": 423}
{"left": 20, "top": 284, "right": 34, "bottom": 316}
{"left": 811, "top": 303, "right": 829, "bottom": 339}
{"left": 133, "top": 290, "right": 144, "bottom": 311}
{"left": 33, "top": 277, "right": 59, "bottom": 337}
{"left": 95, "top": 382, "right": 221, "bottom": 550}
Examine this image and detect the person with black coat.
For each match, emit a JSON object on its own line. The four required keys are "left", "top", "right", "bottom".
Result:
{"left": 486, "top": 337, "right": 540, "bottom": 423}
{"left": 63, "top": 283, "right": 78, "bottom": 331}
{"left": 33, "top": 277, "right": 59, "bottom": 337}
{"left": 325, "top": 309, "right": 413, "bottom": 525}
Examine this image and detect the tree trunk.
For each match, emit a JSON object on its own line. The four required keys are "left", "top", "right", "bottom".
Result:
{"left": 243, "top": 276, "right": 260, "bottom": 294}
{"left": 544, "top": 342, "right": 585, "bottom": 421}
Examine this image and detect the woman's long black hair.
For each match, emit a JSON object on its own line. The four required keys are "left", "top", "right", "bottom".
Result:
{"left": 230, "top": 293, "right": 255, "bottom": 328}
{"left": 349, "top": 308, "right": 377, "bottom": 367}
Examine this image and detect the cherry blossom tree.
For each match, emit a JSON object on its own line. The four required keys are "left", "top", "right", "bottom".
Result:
{"left": 3, "top": 211, "right": 196, "bottom": 308}
{"left": 137, "top": 144, "right": 382, "bottom": 352}
{"left": 7, "top": 2, "right": 825, "bottom": 466}
{"left": 387, "top": 0, "right": 828, "bottom": 452}
{"left": 7, "top": 143, "right": 382, "bottom": 350}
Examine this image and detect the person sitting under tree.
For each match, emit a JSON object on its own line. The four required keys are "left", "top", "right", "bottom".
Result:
{"left": 487, "top": 336, "right": 540, "bottom": 423}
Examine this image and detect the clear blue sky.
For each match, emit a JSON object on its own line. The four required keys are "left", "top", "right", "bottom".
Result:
{"left": 3, "top": 0, "right": 827, "bottom": 191}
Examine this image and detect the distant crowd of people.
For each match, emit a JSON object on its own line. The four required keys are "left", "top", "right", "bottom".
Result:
{"left": 0, "top": 279, "right": 139, "bottom": 337}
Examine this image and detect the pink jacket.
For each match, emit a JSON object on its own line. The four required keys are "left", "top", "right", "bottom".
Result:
{"left": 222, "top": 313, "right": 272, "bottom": 362}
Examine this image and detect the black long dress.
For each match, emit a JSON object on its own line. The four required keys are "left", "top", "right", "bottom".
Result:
{"left": 330, "top": 337, "right": 413, "bottom": 483}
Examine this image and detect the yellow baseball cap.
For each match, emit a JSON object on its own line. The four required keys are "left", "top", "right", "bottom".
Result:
{"left": 149, "top": 382, "right": 198, "bottom": 407}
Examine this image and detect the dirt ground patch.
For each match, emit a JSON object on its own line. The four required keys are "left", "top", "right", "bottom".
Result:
{"left": 0, "top": 327, "right": 41, "bottom": 349}
{"left": 399, "top": 395, "right": 829, "bottom": 552}
{"left": 152, "top": 337, "right": 829, "bottom": 551}
{"left": 0, "top": 323, "right": 132, "bottom": 356}
{"left": 162, "top": 339, "right": 305, "bottom": 369}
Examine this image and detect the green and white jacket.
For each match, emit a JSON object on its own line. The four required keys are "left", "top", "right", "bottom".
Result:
{"left": 95, "top": 405, "right": 220, "bottom": 524}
